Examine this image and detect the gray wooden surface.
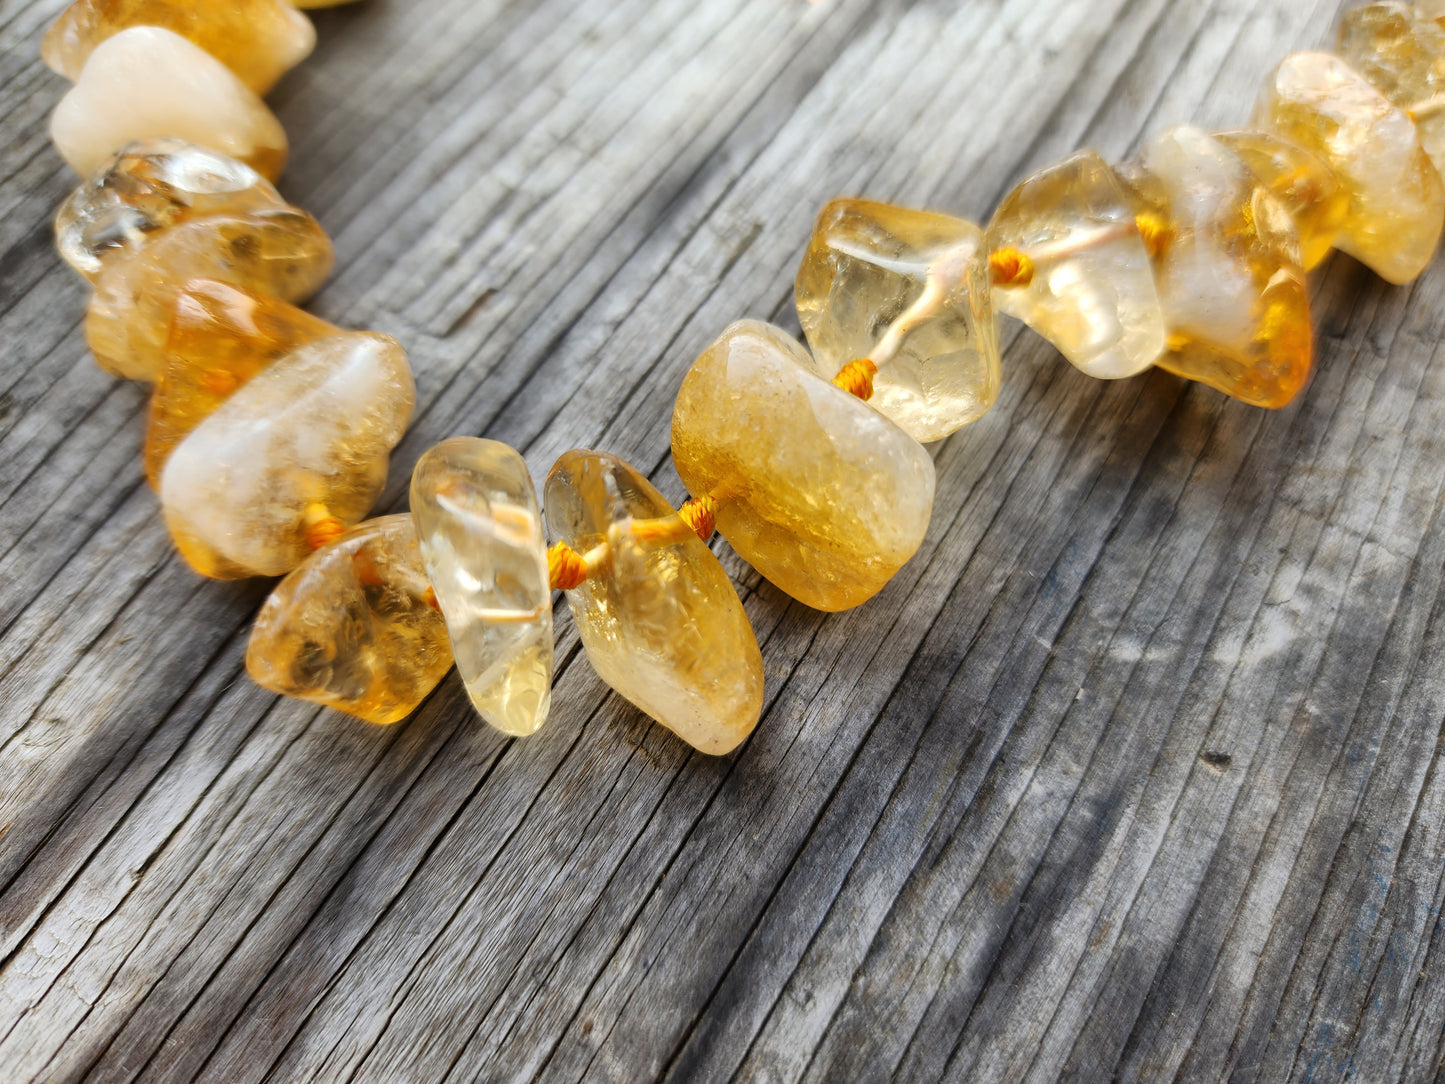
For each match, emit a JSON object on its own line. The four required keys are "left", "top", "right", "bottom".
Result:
{"left": 2, "top": 0, "right": 1444, "bottom": 1079}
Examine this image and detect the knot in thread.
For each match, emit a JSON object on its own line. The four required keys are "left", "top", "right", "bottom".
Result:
{"left": 303, "top": 504, "right": 347, "bottom": 552}
{"left": 548, "top": 541, "right": 589, "bottom": 591}
{"left": 1135, "top": 212, "right": 1171, "bottom": 261}
{"left": 424, "top": 586, "right": 441, "bottom": 612}
{"left": 832, "top": 357, "right": 878, "bottom": 401}
{"left": 989, "top": 246, "right": 1035, "bottom": 287}
{"left": 678, "top": 494, "right": 717, "bottom": 541}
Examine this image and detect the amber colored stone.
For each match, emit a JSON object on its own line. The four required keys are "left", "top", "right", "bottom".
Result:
{"left": 1122, "top": 126, "right": 1313, "bottom": 409}
{"left": 86, "top": 207, "right": 334, "bottom": 381}
{"left": 145, "top": 280, "right": 338, "bottom": 487}
{"left": 671, "top": 320, "right": 935, "bottom": 612}
{"left": 1414, "top": 0, "right": 1445, "bottom": 24}
{"left": 55, "top": 139, "right": 286, "bottom": 283}
{"left": 1338, "top": 3, "right": 1445, "bottom": 176}
{"left": 290, "top": 0, "right": 360, "bottom": 6}
{"left": 1254, "top": 51, "right": 1444, "bottom": 284}
{"left": 50, "top": 27, "right": 288, "bottom": 180}
{"left": 43, "top": 0, "right": 315, "bottom": 94}
{"left": 411, "top": 438, "right": 553, "bottom": 738}
{"left": 246, "top": 515, "right": 454, "bottom": 725}
{"left": 544, "top": 450, "right": 763, "bottom": 755}
{"left": 796, "top": 199, "right": 999, "bottom": 443}
{"left": 1213, "top": 130, "right": 1348, "bottom": 270}
{"left": 986, "top": 150, "right": 1165, "bottom": 379}
{"left": 161, "top": 332, "right": 414, "bottom": 579}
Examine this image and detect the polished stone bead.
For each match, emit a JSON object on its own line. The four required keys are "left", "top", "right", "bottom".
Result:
{"left": 246, "top": 515, "right": 454, "bottom": 725}
{"left": 55, "top": 139, "right": 286, "bottom": 282}
{"left": 795, "top": 199, "right": 999, "bottom": 443}
{"left": 1338, "top": 2, "right": 1445, "bottom": 175}
{"left": 1213, "top": 129, "right": 1348, "bottom": 270}
{"left": 411, "top": 438, "right": 553, "bottom": 738}
{"left": 50, "top": 27, "right": 288, "bottom": 180}
{"left": 86, "top": 207, "right": 334, "bottom": 380}
{"left": 161, "top": 332, "right": 415, "bottom": 579}
{"left": 145, "top": 280, "right": 338, "bottom": 487}
{"left": 1414, "top": 0, "right": 1445, "bottom": 23}
{"left": 1122, "top": 126, "right": 1313, "bottom": 409}
{"left": 543, "top": 450, "right": 763, "bottom": 756}
{"left": 43, "top": 0, "right": 315, "bottom": 94}
{"left": 986, "top": 150, "right": 1165, "bottom": 379}
{"left": 671, "top": 319, "right": 935, "bottom": 612}
{"left": 1254, "top": 51, "right": 1444, "bottom": 284}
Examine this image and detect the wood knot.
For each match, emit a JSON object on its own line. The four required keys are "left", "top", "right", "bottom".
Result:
{"left": 988, "top": 246, "right": 1035, "bottom": 288}
{"left": 832, "top": 357, "right": 878, "bottom": 400}
{"left": 548, "top": 541, "right": 589, "bottom": 591}
{"left": 678, "top": 494, "right": 718, "bottom": 541}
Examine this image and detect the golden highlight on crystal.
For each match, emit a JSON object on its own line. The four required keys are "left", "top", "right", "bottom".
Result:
{"left": 1213, "top": 129, "right": 1348, "bottom": 270}
{"left": 544, "top": 450, "right": 764, "bottom": 756}
{"left": 246, "top": 515, "right": 454, "bottom": 725}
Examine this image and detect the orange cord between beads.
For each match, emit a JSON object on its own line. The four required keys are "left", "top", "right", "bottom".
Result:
{"left": 548, "top": 494, "right": 720, "bottom": 590}
{"left": 303, "top": 503, "right": 346, "bottom": 552}
{"left": 832, "top": 357, "right": 878, "bottom": 400}
{"left": 989, "top": 247, "right": 1035, "bottom": 288}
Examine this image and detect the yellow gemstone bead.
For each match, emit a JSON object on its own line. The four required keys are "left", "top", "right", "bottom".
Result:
{"left": 145, "top": 279, "right": 339, "bottom": 487}
{"left": 671, "top": 320, "right": 935, "bottom": 612}
{"left": 796, "top": 199, "right": 999, "bottom": 443}
{"left": 290, "top": 0, "right": 361, "bottom": 6}
{"left": 161, "top": 332, "right": 414, "bottom": 579}
{"left": 1338, "top": 2, "right": 1445, "bottom": 177}
{"left": 411, "top": 438, "right": 553, "bottom": 738}
{"left": 986, "top": 149, "right": 1166, "bottom": 380}
{"left": 42, "top": 0, "right": 315, "bottom": 94}
{"left": 86, "top": 207, "right": 334, "bottom": 381}
{"left": 1122, "top": 126, "right": 1313, "bottom": 409}
{"left": 1213, "top": 130, "right": 1348, "bottom": 270}
{"left": 246, "top": 515, "right": 454, "bottom": 725}
{"left": 1254, "top": 51, "right": 1444, "bottom": 284}
{"left": 544, "top": 450, "right": 763, "bottom": 756}
{"left": 50, "top": 27, "right": 288, "bottom": 181}
{"left": 55, "top": 138, "right": 287, "bottom": 283}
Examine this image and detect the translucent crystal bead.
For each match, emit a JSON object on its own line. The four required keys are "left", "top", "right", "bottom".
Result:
{"left": 161, "top": 332, "right": 415, "bottom": 579}
{"left": 291, "top": 0, "right": 361, "bottom": 6}
{"left": 671, "top": 320, "right": 935, "bottom": 612}
{"left": 1414, "top": 0, "right": 1445, "bottom": 23}
{"left": 55, "top": 139, "right": 286, "bottom": 282}
{"left": 246, "top": 515, "right": 453, "bottom": 725}
{"left": 411, "top": 438, "right": 553, "bottom": 738}
{"left": 145, "top": 280, "right": 339, "bottom": 487}
{"left": 1213, "top": 130, "right": 1348, "bottom": 270}
{"left": 795, "top": 199, "right": 999, "bottom": 443}
{"left": 1338, "top": 2, "right": 1445, "bottom": 175}
{"left": 1254, "top": 51, "right": 1444, "bottom": 284}
{"left": 42, "top": 0, "right": 315, "bottom": 94}
{"left": 543, "top": 450, "right": 764, "bottom": 756}
{"left": 1121, "top": 125, "right": 1313, "bottom": 409}
{"left": 86, "top": 207, "right": 334, "bottom": 380}
{"left": 985, "top": 150, "right": 1166, "bottom": 380}
{"left": 50, "top": 27, "right": 288, "bottom": 180}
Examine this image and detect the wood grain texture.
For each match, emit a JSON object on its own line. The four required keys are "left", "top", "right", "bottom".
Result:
{"left": 2, "top": 0, "right": 1444, "bottom": 1079}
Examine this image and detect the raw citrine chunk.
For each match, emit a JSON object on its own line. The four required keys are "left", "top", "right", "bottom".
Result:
{"left": 1121, "top": 126, "right": 1312, "bottom": 409}
{"left": 1415, "top": 0, "right": 1445, "bottom": 24}
{"left": 985, "top": 150, "right": 1165, "bottom": 380}
{"left": 671, "top": 320, "right": 935, "bottom": 612}
{"left": 1213, "top": 130, "right": 1348, "bottom": 270}
{"left": 544, "top": 450, "right": 763, "bottom": 756}
{"left": 50, "top": 27, "right": 288, "bottom": 180}
{"left": 795, "top": 199, "right": 999, "bottom": 443}
{"left": 146, "top": 280, "right": 338, "bottom": 486}
{"left": 247, "top": 515, "right": 454, "bottom": 725}
{"left": 1254, "top": 51, "right": 1444, "bottom": 284}
{"left": 161, "top": 332, "right": 415, "bottom": 579}
{"left": 43, "top": 0, "right": 315, "bottom": 94}
{"left": 291, "top": 0, "right": 360, "bottom": 6}
{"left": 55, "top": 139, "right": 286, "bottom": 282}
{"left": 411, "top": 438, "right": 553, "bottom": 738}
{"left": 86, "top": 207, "right": 333, "bottom": 381}
{"left": 1338, "top": 2, "right": 1445, "bottom": 175}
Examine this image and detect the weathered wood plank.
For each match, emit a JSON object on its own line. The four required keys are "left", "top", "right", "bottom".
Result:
{"left": 3, "top": 0, "right": 1445, "bottom": 1080}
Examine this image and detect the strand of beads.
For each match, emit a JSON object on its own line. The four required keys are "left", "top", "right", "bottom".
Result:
{"left": 36, "top": 0, "right": 1445, "bottom": 760}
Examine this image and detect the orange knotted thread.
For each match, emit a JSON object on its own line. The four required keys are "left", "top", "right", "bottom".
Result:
{"left": 988, "top": 246, "right": 1035, "bottom": 288}
{"left": 832, "top": 357, "right": 878, "bottom": 401}
{"left": 678, "top": 493, "right": 717, "bottom": 541}
{"left": 1135, "top": 212, "right": 1171, "bottom": 261}
{"left": 303, "top": 503, "right": 346, "bottom": 552}
{"left": 548, "top": 541, "right": 589, "bottom": 591}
